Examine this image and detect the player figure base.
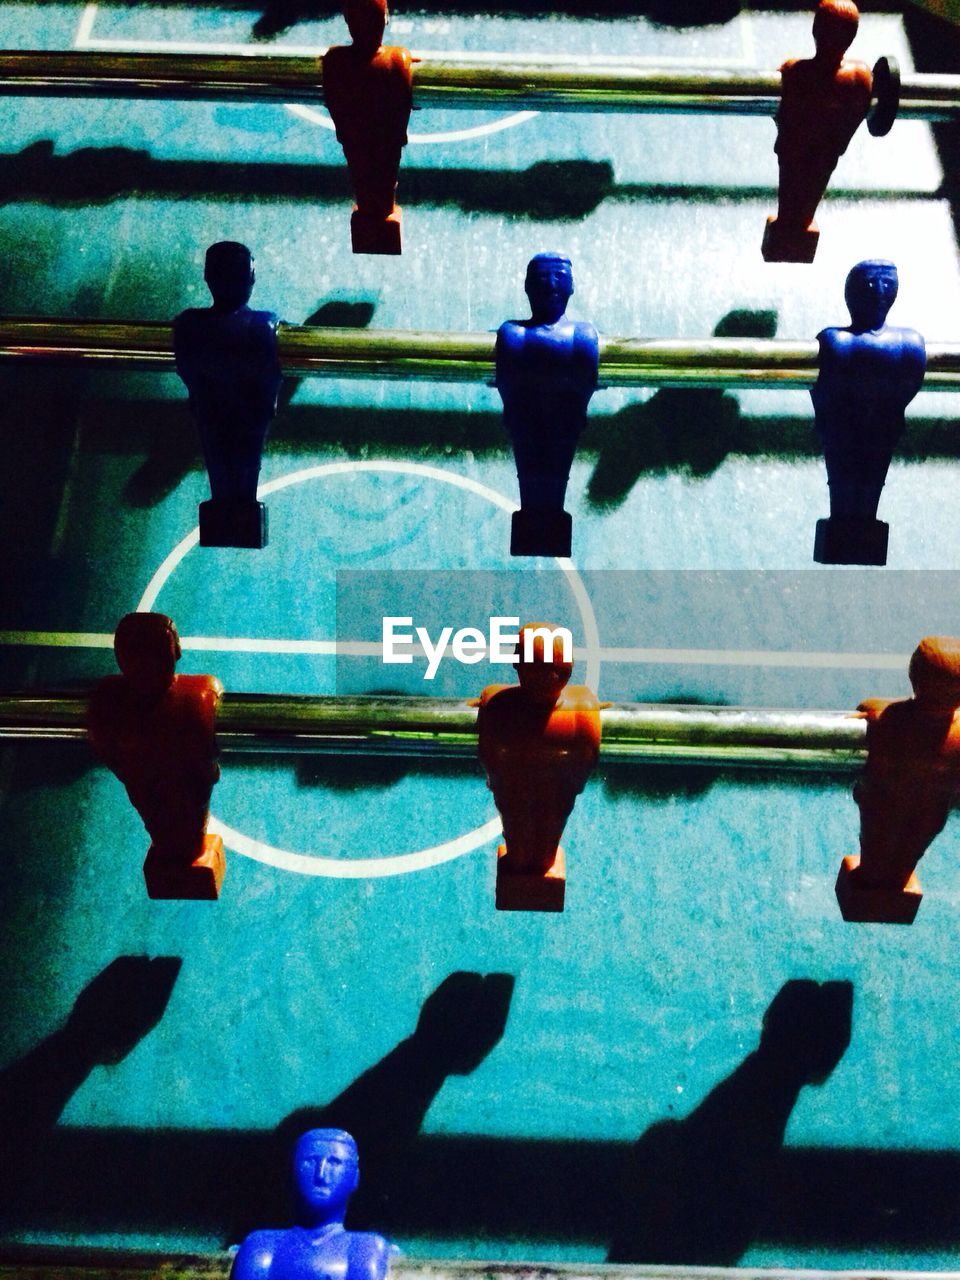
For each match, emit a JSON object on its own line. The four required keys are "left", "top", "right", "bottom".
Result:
{"left": 495, "top": 844, "right": 566, "bottom": 913}
{"left": 835, "top": 854, "right": 922, "bottom": 924}
{"left": 511, "top": 509, "right": 572, "bottom": 558}
{"left": 143, "top": 834, "right": 225, "bottom": 901}
{"left": 761, "top": 216, "right": 819, "bottom": 264}
{"left": 814, "top": 516, "right": 888, "bottom": 565}
{"left": 199, "top": 499, "right": 267, "bottom": 549}
{"left": 351, "top": 206, "right": 402, "bottom": 255}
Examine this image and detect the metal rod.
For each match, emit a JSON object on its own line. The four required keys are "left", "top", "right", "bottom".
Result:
{"left": 0, "top": 319, "right": 958, "bottom": 391}
{"left": 0, "top": 689, "right": 866, "bottom": 770}
{"left": 0, "top": 50, "right": 956, "bottom": 120}
{"left": 2, "top": 1252, "right": 956, "bottom": 1280}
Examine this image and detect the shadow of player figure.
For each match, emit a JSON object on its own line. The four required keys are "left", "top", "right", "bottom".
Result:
{"left": 0, "top": 956, "right": 181, "bottom": 1227}
{"left": 837, "top": 637, "right": 960, "bottom": 925}
{"left": 763, "top": 0, "right": 872, "bottom": 263}
{"left": 608, "top": 979, "right": 853, "bottom": 1265}
{"left": 269, "top": 972, "right": 514, "bottom": 1233}
{"left": 233, "top": 1130, "right": 396, "bottom": 1280}
{"left": 812, "top": 259, "right": 925, "bottom": 565}
{"left": 477, "top": 623, "right": 601, "bottom": 912}
{"left": 496, "top": 254, "right": 599, "bottom": 557}
{"left": 87, "top": 612, "right": 225, "bottom": 900}
{"left": 174, "top": 241, "right": 282, "bottom": 548}
{"left": 322, "top": 0, "right": 413, "bottom": 255}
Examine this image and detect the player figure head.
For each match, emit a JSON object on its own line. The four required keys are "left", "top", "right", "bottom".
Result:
{"left": 204, "top": 242, "right": 255, "bottom": 312}
{"left": 114, "top": 612, "right": 181, "bottom": 701}
{"left": 293, "top": 1129, "right": 360, "bottom": 1226}
{"left": 844, "top": 259, "right": 898, "bottom": 332}
{"left": 812, "top": 0, "right": 860, "bottom": 60}
{"left": 344, "top": 0, "right": 387, "bottom": 57}
{"left": 525, "top": 253, "right": 574, "bottom": 326}
{"left": 516, "top": 623, "right": 574, "bottom": 706}
{"left": 908, "top": 637, "right": 960, "bottom": 720}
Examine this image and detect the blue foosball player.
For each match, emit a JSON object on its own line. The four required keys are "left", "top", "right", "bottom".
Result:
{"left": 812, "top": 259, "right": 925, "bottom": 564}
{"left": 174, "top": 242, "right": 282, "bottom": 549}
{"left": 232, "top": 1130, "right": 396, "bottom": 1280}
{"left": 495, "top": 254, "right": 599, "bottom": 557}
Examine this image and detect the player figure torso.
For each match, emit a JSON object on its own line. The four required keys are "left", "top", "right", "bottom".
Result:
{"left": 174, "top": 307, "right": 281, "bottom": 424}
{"left": 321, "top": 45, "right": 413, "bottom": 147}
{"left": 478, "top": 684, "right": 601, "bottom": 771}
{"left": 814, "top": 326, "right": 926, "bottom": 435}
{"left": 265, "top": 1227, "right": 390, "bottom": 1280}
{"left": 496, "top": 319, "right": 599, "bottom": 437}
{"left": 860, "top": 697, "right": 960, "bottom": 799}
{"left": 778, "top": 56, "right": 872, "bottom": 156}
{"left": 89, "top": 674, "right": 221, "bottom": 785}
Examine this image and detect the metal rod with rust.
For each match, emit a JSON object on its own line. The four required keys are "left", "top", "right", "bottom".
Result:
{"left": 0, "top": 319, "right": 958, "bottom": 391}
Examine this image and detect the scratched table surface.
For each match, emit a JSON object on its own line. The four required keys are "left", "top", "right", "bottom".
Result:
{"left": 2, "top": 0, "right": 960, "bottom": 1270}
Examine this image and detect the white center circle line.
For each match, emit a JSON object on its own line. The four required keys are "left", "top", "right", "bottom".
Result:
{"left": 284, "top": 102, "right": 540, "bottom": 145}
{"left": 136, "top": 460, "right": 601, "bottom": 879}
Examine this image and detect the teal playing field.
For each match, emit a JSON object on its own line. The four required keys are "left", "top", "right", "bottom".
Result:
{"left": 2, "top": 1, "right": 960, "bottom": 1272}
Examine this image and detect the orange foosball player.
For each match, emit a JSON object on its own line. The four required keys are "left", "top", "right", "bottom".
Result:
{"left": 763, "top": 0, "right": 873, "bottom": 263}
{"left": 477, "top": 623, "right": 601, "bottom": 913}
{"left": 837, "top": 637, "right": 960, "bottom": 924}
{"left": 322, "top": 0, "right": 413, "bottom": 255}
{"left": 87, "top": 612, "right": 225, "bottom": 901}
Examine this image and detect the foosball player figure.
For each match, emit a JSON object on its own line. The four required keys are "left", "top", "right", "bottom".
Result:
{"left": 837, "top": 637, "right": 960, "bottom": 924}
{"left": 87, "top": 612, "right": 225, "bottom": 900}
{"left": 476, "top": 623, "right": 601, "bottom": 912}
{"left": 174, "top": 241, "right": 282, "bottom": 549}
{"left": 496, "top": 254, "right": 599, "bottom": 557}
{"left": 763, "top": 0, "right": 872, "bottom": 263}
{"left": 232, "top": 1129, "right": 396, "bottom": 1280}
{"left": 811, "top": 259, "right": 925, "bottom": 564}
{"left": 322, "top": 0, "right": 413, "bottom": 255}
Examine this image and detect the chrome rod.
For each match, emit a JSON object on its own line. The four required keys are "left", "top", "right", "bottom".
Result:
{"left": 3, "top": 1253, "right": 959, "bottom": 1280}
{"left": 0, "top": 319, "right": 958, "bottom": 391}
{"left": 0, "top": 51, "right": 956, "bottom": 120}
{"left": 3, "top": 1251, "right": 958, "bottom": 1280}
{"left": 0, "top": 690, "right": 866, "bottom": 770}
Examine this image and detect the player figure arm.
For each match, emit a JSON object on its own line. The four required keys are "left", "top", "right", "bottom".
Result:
{"left": 494, "top": 323, "right": 523, "bottom": 394}
{"left": 350, "top": 1231, "right": 395, "bottom": 1280}
{"left": 900, "top": 330, "right": 927, "bottom": 400}
{"left": 173, "top": 312, "right": 200, "bottom": 386}
{"left": 574, "top": 323, "right": 600, "bottom": 389}
{"left": 231, "top": 1230, "right": 279, "bottom": 1280}
{"left": 251, "top": 312, "right": 284, "bottom": 414}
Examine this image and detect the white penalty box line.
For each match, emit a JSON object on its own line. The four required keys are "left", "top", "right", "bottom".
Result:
{"left": 0, "top": 631, "right": 910, "bottom": 670}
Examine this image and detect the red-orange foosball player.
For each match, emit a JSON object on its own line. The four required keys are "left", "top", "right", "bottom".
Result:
{"left": 763, "top": 0, "right": 872, "bottom": 263}
{"left": 837, "top": 637, "right": 960, "bottom": 924}
{"left": 88, "top": 612, "right": 225, "bottom": 901}
{"left": 322, "top": 0, "right": 413, "bottom": 255}
{"left": 477, "top": 623, "right": 601, "bottom": 913}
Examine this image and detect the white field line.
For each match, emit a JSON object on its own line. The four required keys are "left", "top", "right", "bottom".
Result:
{"left": 0, "top": 631, "right": 910, "bottom": 670}
{"left": 73, "top": 3, "right": 99, "bottom": 48}
{"left": 284, "top": 100, "right": 540, "bottom": 144}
